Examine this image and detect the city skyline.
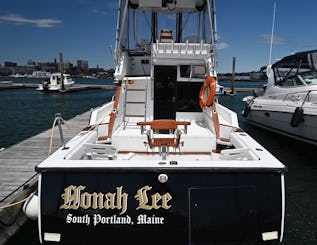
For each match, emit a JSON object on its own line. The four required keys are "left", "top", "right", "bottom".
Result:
{"left": 1, "top": 58, "right": 90, "bottom": 68}
{"left": 1, "top": 0, "right": 317, "bottom": 72}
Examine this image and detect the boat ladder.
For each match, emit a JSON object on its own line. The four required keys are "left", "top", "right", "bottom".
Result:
{"left": 123, "top": 78, "right": 148, "bottom": 129}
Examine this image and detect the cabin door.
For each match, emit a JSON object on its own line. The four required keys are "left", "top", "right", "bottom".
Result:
{"left": 154, "top": 66, "right": 177, "bottom": 119}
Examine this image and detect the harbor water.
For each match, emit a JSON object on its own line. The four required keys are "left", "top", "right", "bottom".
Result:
{"left": 1, "top": 78, "right": 316, "bottom": 244}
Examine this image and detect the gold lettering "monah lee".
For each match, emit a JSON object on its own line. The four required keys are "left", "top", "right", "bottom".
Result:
{"left": 60, "top": 185, "right": 172, "bottom": 214}
{"left": 60, "top": 185, "right": 128, "bottom": 215}
{"left": 135, "top": 185, "right": 172, "bottom": 210}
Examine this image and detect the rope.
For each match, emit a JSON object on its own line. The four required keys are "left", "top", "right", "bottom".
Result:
{"left": 0, "top": 192, "right": 34, "bottom": 210}
{"left": 0, "top": 173, "right": 38, "bottom": 204}
{"left": 0, "top": 191, "right": 36, "bottom": 226}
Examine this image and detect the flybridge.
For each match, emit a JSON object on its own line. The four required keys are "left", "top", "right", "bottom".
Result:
{"left": 114, "top": 0, "right": 217, "bottom": 58}
{"left": 129, "top": 0, "right": 206, "bottom": 12}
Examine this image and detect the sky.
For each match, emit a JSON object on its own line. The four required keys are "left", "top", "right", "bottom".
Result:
{"left": 1, "top": 0, "right": 317, "bottom": 72}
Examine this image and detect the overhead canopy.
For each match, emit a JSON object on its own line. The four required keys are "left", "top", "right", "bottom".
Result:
{"left": 129, "top": 0, "right": 207, "bottom": 13}
{"left": 272, "top": 50, "right": 317, "bottom": 70}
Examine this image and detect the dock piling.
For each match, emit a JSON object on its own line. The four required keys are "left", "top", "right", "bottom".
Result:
{"left": 230, "top": 57, "right": 236, "bottom": 95}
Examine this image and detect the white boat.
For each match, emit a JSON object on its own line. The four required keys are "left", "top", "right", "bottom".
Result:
{"left": 37, "top": 72, "right": 75, "bottom": 92}
{"left": 30, "top": 71, "right": 51, "bottom": 79}
{"left": 32, "top": 1, "right": 286, "bottom": 244}
{"left": 243, "top": 50, "right": 317, "bottom": 145}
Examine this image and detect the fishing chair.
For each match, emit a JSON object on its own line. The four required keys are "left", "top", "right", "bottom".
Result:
{"left": 137, "top": 119, "right": 190, "bottom": 159}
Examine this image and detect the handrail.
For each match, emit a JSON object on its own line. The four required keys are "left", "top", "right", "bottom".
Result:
{"left": 283, "top": 89, "right": 316, "bottom": 103}
{"left": 152, "top": 41, "right": 213, "bottom": 58}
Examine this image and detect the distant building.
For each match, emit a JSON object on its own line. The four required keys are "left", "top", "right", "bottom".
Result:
{"left": 27, "top": 59, "right": 36, "bottom": 67}
{"left": 57, "top": 60, "right": 73, "bottom": 74}
{"left": 4, "top": 61, "right": 17, "bottom": 67}
{"left": 250, "top": 71, "right": 266, "bottom": 80}
{"left": 0, "top": 58, "right": 110, "bottom": 77}
{"left": 24, "top": 60, "right": 36, "bottom": 74}
{"left": 77, "top": 60, "right": 89, "bottom": 71}
{"left": 16, "top": 66, "right": 28, "bottom": 75}
{"left": 63, "top": 60, "right": 73, "bottom": 70}
{"left": 37, "top": 62, "right": 57, "bottom": 73}
{"left": 0, "top": 66, "right": 13, "bottom": 76}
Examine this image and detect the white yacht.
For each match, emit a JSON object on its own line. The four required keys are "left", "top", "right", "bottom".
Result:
{"left": 37, "top": 72, "right": 75, "bottom": 92}
{"left": 32, "top": 1, "right": 286, "bottom": 244}
{"left": 30, "top": 71, "right": 51, "bottom": 79}
{"left": 243, "top": 50, "right": 317, "bottom": 145}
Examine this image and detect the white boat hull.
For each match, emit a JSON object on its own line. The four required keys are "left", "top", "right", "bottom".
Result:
{"left": 245, "top": 107, "right": 317, "bottom": 145}
{"left": 37, "top": 82, "right": 74, "bottom": 91}
{"left": 37, "top": 73, "right": 75, "bottom": 92}
{"left": 243, "top": 49, "right": 317, "bottom": 146}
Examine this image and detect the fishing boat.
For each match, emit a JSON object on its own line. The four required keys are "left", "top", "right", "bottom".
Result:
{"left": 243, "top": 50, "right": 317, "bottom": 146}
{"left": 37, "top": 72, "right": 75, "bottom": 92}
{"left": 32, "top": 0, "right": 286, "bottom": 244}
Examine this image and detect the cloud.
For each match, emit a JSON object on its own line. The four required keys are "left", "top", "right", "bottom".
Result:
{"left": 216, "top": 42, "right": 230, "bottom": 50}
{"left": 259, "top": 34, "right": 288, "bottom": 45}
{"left": 0, "top": 14, "right": 62, "bottom": 28}
{"left": 92, "top": 9, "right": 108, "bottom": 16}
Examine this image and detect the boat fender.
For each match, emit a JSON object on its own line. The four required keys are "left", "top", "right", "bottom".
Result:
{"left": 199, "top": 76, "right": 216, "bottom": 110}
{"left": 128, "top": 0, "right": 139, "bottom": 9}
{"left": 22, "top": 191, "right": 38, "bottom": 220}
{"left": 42, "top": 81, "right": 49, "bottom": 92}
{"left": 242, "top": 104, "right": 251, "bottom": 117}
{"left": 290, "top": 107, "right": 304, "bottom": 127}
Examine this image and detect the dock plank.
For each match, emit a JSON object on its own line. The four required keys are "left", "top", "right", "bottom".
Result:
{"left": 0, "top": 111, "right": 91, "bottom": 205}
{"left": 0, "top": 110, "right": 93, "bottom": 244}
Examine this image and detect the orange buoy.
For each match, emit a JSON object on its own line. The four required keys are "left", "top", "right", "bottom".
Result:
{"left": 199, "top": 76, "right": 216, "bottom": 110}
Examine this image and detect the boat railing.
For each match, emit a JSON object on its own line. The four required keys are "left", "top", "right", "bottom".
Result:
{"left": 152, "top": 41, "right": 214, "bottom": 60}
{"left": 283, "top": 89, "right": 317, "bottom": 104}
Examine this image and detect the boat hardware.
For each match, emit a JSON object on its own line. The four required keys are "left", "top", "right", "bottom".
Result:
{"left": 290, "top": 90, "right": 311, "bottom": 127}
{"left": 55, "top": 113, "right": 69, "bottom": 150}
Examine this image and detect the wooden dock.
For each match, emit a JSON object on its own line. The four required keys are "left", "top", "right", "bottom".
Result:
{"left": 0, "top": 110, "right": 92, "bottom": 244}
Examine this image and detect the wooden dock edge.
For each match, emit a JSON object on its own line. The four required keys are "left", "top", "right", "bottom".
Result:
{"left": 0, "top": 110, "right": 92, "bottom": 244}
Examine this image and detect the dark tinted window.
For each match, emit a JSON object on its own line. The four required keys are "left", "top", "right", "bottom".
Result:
{"left": 176, "top": 82, "right": 202, "bottom": 112}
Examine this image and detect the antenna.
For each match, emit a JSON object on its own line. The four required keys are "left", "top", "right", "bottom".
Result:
{"left": 268, "top": 2, "right": 276, "bottom": 65}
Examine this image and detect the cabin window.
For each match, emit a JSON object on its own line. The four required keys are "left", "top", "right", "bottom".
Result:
{"left": 176, "top": 82, "right": 202, "bottom": 112}
{"left": 128, "top": 8, "right": 151, "bottom": 53}
{"left": 273, "top": 51, "right": 317, "bottom": 86}
{"left": 180, "top": 65, "right": 206, "bottom": 79}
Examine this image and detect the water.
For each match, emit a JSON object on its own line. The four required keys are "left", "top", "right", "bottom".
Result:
{"left": 220, "top": 90, "right": 317, "bottom": 245}
{"left": 0, "top": 77, "right": 115, "bottom": 149}
{"left": 2, "top": 79, "right": 317, "bottom": 244}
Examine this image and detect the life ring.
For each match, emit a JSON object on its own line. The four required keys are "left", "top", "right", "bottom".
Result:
{"left": 199, "top": 76, "right": 216, "bottom": 110}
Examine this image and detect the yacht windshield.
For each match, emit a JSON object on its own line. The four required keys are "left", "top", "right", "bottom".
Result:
{"left": 273, "top": 50, "right": 317, "bottom": 86}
